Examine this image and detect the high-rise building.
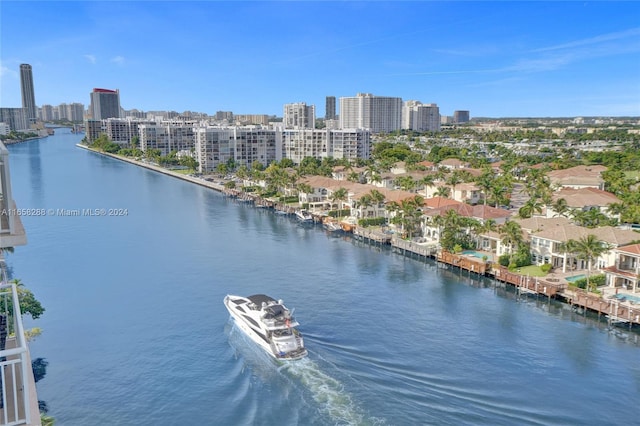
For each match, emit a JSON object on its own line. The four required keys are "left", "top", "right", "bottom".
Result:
{"left": 339, "top": 93, "right": 402, "bottom": 133}
{"left": 20, "top": 64, "right": 37, "bottom": 126}
{"left": 90, "top": 88, "right": 121, "bottom": 120}
{"left": 325, "top": 96, "right": 336, "bottom": 120}
{"left": 283, "top": 102, "right": 315, "bottom": 129}
{"left": 453, "top": 110, "right": 470, "bottom": 123}
{"left": 68, "top": 103, "right": 85, "bottom": 121}
{"left": 215, "top": 111, "right": 234, "bottom": 122}
{"left": 0, "top": 108, "right": 27, "bottom": 131}
{"left": 40, "top": 105, "right": 55, "bottom": 121}
{"left": 402, "top": 101, "right": 441, "bottom": 132}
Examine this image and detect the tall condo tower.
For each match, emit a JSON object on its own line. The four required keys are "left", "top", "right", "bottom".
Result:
{"left": 339, "top": 93, "right": 402, "bottom": 133}
{"left": 453, "top": 110, "right": 470, "bottom": 123}
{"left": 283, "top": 102, "right": 315, "bottom": 129}
{"left": 90, "top": 88, "right": 121, "bottom": 120}
{"left": 20, "top": 64, "right": 37, "bottom": 125}
{"left": 325, "top": 96, "right": 336, "bottom": 120}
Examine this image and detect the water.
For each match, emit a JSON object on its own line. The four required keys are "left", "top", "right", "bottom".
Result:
{"left": 566, "top": 275, "right": 587, "bottom": 282}
{"left": 5, "top": 129, "right": 640, "bottom": 425}
{"left": 614, "top": 293, "right": 640, "bottom": 304}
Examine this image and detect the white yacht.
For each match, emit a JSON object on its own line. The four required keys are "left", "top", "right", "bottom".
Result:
{"left": 295, "top": 209, "right": 313, "bottom": 223}
{"left": 224, "top": 294, "right": 308, "bottom": 360}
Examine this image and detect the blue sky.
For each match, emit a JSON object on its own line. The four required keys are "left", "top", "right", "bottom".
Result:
{"left": 1, "top": 1, "right": 639, "bottom": 118}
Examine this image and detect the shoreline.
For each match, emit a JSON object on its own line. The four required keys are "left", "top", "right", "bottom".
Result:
{"left": 3, "top": 135, "right": 48, "bottom": 145}
{"left": 74, "top": 144, "right": 639, "bottom": 329}
{"left": 75, "top": 143, "right": 227, "bottom": 192}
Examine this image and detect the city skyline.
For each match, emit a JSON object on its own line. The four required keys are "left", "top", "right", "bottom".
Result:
{"left": 1, "top": 2, "right": 639, "bottom": 118}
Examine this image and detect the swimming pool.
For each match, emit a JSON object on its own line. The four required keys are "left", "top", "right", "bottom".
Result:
{"left": 614, "top": 293, "right": 640, "bottom": 303}
{"left": 566, "top": 274, "right": 587, "bottom": 282}
{"left": 462, "top": 250, "right": 491, "bottom": 260}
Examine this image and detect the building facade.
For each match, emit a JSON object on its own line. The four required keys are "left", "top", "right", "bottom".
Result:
{"left": 283, "top": 103, "right": 315, "bottom": 129}
{"left": 325, "top": 96, "right": 336, "bottom": 120}
{"left": 90, "top": 88, "right": 121, "bottom": 120}
{"left": 194, "top": 127, "right": 370, "bottom": 173}
{"left": 105, "top": 118, "right": 145, "bottom": 145}
{"left": 20, "top": 64, "right": 37, "bottom": 126}
{"left": 138, "top": 122, "right": 197, "bottom": 156}
{"left": 453, "top": 110, "right": 470, "bottom": 123}
{"left": 402, "top": 101, "right": 441, "bottom": 132}
{"left": 0, "top": 108, "right": 27, "bottom": 132}
{"left": 339, "top": 93, "right": 402, "bottom": 133}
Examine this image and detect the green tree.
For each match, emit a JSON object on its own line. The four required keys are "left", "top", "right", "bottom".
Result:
{"left": 551, "top": 198, "right": 570, "bottom": 218}
{"left": 329, "top": 187, "right": 348, "bottom": 213}
{"left": 499, "top": 221, "right": 524, "bottom": 263}
{"left": 434, "top": 186, "right": 451, "bottom": 198}
{"left": 561, "top": 235, "right": 611, "bottom": 292}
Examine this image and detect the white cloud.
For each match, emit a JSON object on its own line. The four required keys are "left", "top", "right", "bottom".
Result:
{"left": 84, "top": 54, "right": 97, "bottom": 64}
{"left": 531, "top": 27, "right": 640, "bottom": 53}
{"left": 111, "top": 56, "right": 125, "bottom": 65}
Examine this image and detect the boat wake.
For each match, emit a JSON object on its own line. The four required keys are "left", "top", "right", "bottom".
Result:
{"left": 280, "top": 358, "right": 383, "bottom": 426}
{"left": 227, "top": 321, "right": 383, "bottom": 425}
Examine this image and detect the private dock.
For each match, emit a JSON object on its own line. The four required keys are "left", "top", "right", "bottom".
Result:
{"left": 353, "top": 228, "right": 391, "bottom": 245}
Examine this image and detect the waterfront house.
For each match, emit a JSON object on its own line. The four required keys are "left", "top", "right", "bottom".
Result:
{"left": 422, "top": 204, "right": 512, "bottom": 245}
{"left": 602, "top": 243, "right": 640, "bottom": 293}
{"left": 528, "top": 224, "right": 639, "bottom": 272}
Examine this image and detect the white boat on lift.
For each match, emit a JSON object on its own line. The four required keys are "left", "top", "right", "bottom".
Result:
{"left": 224, "top": 294, "right": 308, "bottom": 360}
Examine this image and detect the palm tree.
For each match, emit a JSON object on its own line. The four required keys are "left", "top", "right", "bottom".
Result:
{"left": 499, "top": 221, "right": 524, "bottom": 263}
{"left": 369, "top": 189, "right": 386, "bottom": 206}
{"left": 518, "top": 198, "right": 544, "bottom": 219}
{"left": 439, "top": 209, "right": 468, "bottom": 251}
{"left": 606, "top": 202, "right": 626, "bottom": 224}
{"left": 488, "top": 175, "right": 513, "bottom": 208}
{"left": 472, "top": 219, "right": 498, "bottom": 250}
{"left": 356, "top": 194, "right": 373, "bottom": 217}
{"left": 571, "top": 208, "right": 610, "bottom": 228}
{"left": 475, "top": 167, "right": 495, "bottom": 206}
{"left": 330, "top": 187, "right": 348, "bottom": 214}
{"left": 420, "top": 174, "right": 436, "bottom": 194}
{"left": 347, "top": 171, "right": 360, "bottom": 183}
{"left": 434, "top": 186, "right": 451, "bottom": 199}
{"left": 551, "top": 198, "right": 570, "bottom": 218}
{"left": 562, "top": 235, "right": 611, "bottom": 292}
{"left": 398, "top": 196, "right": 424, "bottom": 239}
{"left": 445, "top": 170, "right": 463, "bottom": 198}
{"left": 296, "top": 182, "right": 313, "bottom": 205}
{"left": 368, "top": 189, "right": 386, "bottom": 217}
{"left": 396, "top": 176, "right": 416, "bottom": 192}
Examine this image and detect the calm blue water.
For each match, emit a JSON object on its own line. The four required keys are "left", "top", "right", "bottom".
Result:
{"left": 6, "top": 129, "right": 640, "bottom": 425}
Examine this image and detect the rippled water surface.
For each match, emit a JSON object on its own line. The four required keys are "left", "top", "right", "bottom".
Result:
{"left": 6, "top": 129, "right": 640, "bottom": 425}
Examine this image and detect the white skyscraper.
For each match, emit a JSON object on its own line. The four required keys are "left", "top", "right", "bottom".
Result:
{"left": 402, "top": 101, "right": 441, "bottom": 132}
{"left": 339, "top": 93, "right": 402, "bottom": 133}
{"left": 283, "top": 102, "right": 315, "bottom": 129}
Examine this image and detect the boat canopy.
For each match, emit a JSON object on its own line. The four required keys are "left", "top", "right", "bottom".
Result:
{"left": 248, "top": 294, "right": 277, "bottom": 306}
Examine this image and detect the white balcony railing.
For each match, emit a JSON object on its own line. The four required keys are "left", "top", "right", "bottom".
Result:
{"left": 0, "top": 265, "right": 38, "bottom": 426}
